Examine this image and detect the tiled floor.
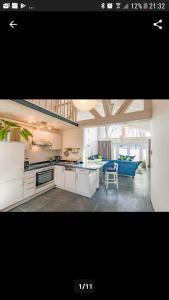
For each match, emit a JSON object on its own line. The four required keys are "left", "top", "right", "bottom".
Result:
{"left": 10, "top": 169, "right": 153, "bottom": 212}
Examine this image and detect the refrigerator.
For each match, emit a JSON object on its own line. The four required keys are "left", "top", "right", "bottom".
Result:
{"left": 0, "top": 142, "right": 25, "bottom": 210}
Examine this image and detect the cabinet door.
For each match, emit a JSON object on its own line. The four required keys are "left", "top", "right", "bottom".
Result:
{"left": 89, "top": 171, "right": 97, "bottom": 196}
{"left": 55, "top": 166, "right": 65, "bottom": 188}
{"left": 76, "top": 169, "right": 90, "bottom": 196}
{"left": 64, "top": 170, "right": 76, "bottom": 192}
{"left": 24, "top": 174, "right": 36, "bottom": 199}
{"left": 0, "top": 178, "right": 24, "bottom": 210}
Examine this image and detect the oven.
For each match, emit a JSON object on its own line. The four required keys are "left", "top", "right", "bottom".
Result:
{"left": 36, "top": 167, "right": 54, "bottom": 189}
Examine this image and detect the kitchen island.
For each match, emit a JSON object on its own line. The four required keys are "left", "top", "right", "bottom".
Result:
{"left": 24, "top": 160, "right": 107, "bottom": 200}
{"left": 54, "top": 160, "right": 107, "bottom": 197}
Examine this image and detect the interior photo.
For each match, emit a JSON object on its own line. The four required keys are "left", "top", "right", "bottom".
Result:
{"left": 0, "top": 99, "right": 168, "bottom": 212}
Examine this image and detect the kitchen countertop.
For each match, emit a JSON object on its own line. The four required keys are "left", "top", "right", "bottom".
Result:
{"left": 55, "top": 161, "right": 107, "bottom": 170}
{"left": 24, "top": 160, "right": 107, "bottom": 172}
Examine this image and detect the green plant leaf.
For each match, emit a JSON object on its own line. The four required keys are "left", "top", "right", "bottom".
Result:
{"left": 21, "top": 128, "right": 33, "bottom": 142}
{"left": 0, "top": 128, "right": 8, "bottom": 141}
{"left": 1, "top": 120, "right": 20, "bottom": 127}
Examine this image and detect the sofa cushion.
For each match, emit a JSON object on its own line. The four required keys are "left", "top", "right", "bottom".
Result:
{"left": 118, "top": 155, "right": 135, "bottom": 161}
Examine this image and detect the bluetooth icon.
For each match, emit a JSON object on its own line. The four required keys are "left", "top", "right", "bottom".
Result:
{"left": 101, "top": 3, "right": 106, "bottom": 9}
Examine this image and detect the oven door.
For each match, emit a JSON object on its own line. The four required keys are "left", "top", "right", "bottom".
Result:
{"left": 36, "top": 169, "right": 54, "bottom": 187}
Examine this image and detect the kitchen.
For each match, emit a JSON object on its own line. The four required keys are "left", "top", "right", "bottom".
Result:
{"left": 0, "top": 100, "right": 106, "bottom": 211}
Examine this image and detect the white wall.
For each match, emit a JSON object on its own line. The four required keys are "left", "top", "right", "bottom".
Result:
{"left": 62, "top": 127, "right": 84, "bottom": 161}
{"left": 84, "top": 127, "right": 98, "bottom": 157}
{"left": 151, "top": 100, "right": 169, "bottom": 211}
{"left": 25, "top": 144, "right": 61, "bottom": 163}
{"left": 24, "top": 128, "right": 62, "bottom": 163}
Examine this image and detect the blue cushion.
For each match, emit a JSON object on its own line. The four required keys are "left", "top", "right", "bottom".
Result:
{"left": 105, "top": 167, "right": 116, "bottom": 172}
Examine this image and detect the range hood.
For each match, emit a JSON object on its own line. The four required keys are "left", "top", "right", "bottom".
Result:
{"left": 32, "top": 140, "right": 53, "bottom": 146}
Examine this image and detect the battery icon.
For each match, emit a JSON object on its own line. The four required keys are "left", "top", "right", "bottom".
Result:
{"left": 143, "top": 3, "right": 148, "bottom": 9}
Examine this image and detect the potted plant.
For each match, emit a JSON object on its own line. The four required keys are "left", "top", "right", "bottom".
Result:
{"left": 0, "top": 119, "right": 33, "bottom": 142}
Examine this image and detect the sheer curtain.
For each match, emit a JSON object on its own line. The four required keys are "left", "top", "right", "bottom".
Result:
{"left": 98, "top": 141, "right": 111, "bottom": 160}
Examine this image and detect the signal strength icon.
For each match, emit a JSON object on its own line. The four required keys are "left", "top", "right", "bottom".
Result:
{"left": 123, "top": 3, "right": 129, "bottom": 9}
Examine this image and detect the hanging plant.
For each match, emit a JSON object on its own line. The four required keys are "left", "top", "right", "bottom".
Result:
{"left": 0, "top": 119, "right": 33, "bottom": 142}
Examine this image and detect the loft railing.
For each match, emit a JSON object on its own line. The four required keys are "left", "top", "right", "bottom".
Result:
{"left": 26, "top": 99, "right": 77, "bottom": 122}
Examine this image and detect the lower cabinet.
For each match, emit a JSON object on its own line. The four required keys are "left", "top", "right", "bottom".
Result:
{"left": 64, "top": 169, "right": 76, "bottom": 192}
{"left": 76, "top": 169, "right": 90, "bottom": 196}
{"left": 24, "top": 171, "right": 36, "bottom": 199}
{"left": 55, "top": 165, "right": 97, "bottom": 198}
{"left": 76, "top": 169, "right": 97, "bottom": 197}
{"left": 55, "top": 165, "right": 65, "bottom": 188}
{"left": 0, "top": 178, "right": 24, "bottom": 210}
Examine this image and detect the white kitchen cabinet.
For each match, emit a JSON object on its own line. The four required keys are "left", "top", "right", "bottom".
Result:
{"left": 54, "top": 165, "right": 97, "bottom": 197}
{"left": 0, "top": 178, "right": 24, "bottom": 211}
{"left": 55, "top": 165, "right": 65, "bottom": 188}
{"left": 75, "top": 168, "right": 97, "bottom": 198}
{"left": 64, "top": 169, "right": 76, "bottom": 192}
{"left": 24, "top": 171, "right": 36, "bottom": 199}
{"left": 0, "top": 142, "right": 24, "bottom": 211}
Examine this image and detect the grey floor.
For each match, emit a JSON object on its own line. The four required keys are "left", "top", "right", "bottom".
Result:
{"left": 10, "top": 169, "right": 153, "bottom": 212}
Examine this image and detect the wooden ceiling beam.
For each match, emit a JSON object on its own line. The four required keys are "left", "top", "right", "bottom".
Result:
{"left": 115, "top": 99, "right": 133, "bottom": 114}
{"left": 90, "top": 108, "right": 102, "bottom": 119}
{"left": 102, "top": 100, "right": 112, "bottom": 117}
{"left": 144, "top": 99, "right": 152, "bottom": 110}
{"left": 79, "top": 109, "right": 152, "bottom": 127}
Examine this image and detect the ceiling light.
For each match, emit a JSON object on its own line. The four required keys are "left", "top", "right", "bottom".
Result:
{"left": 72, "top": 100, "right": 97, "bottom": 111}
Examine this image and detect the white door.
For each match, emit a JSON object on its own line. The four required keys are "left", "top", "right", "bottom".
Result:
{"left": 76, "top": 169, "right": 90, "bottom": 196}
{"left": 64, "top": 169, "right": 76, "bottom": 192}
{"left": 0, "top": 178, "right": 24, "bottom": 210}
{"left": 55, "top": 166, "right": 65, "bottom": 188}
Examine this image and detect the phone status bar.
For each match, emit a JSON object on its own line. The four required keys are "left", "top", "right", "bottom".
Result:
{"left": 0, "top": 0, "right": 168, "bottom": 11}
{"left": 100, "top": 2, "right": 168, "bottom": 11}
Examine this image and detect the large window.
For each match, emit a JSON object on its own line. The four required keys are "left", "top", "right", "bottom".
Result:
{"left": 98, "top": 125, "right": 150, "bottom": 139}
{"left": 119, "top": 144, "right": 128, "bottom": 156}
{"left": 129, "top": 144, "right": 140, "bottom": 161}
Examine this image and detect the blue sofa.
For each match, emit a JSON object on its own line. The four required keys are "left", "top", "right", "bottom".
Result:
{"left": 102, "top": 160, "right": 142, "bottom": 178}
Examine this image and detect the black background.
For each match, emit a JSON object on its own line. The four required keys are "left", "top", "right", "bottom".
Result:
{"left": 0, "top": 11, "right": 169, "bottom": 98}
{"left": 0, "top": 10, "right": 169, "bottom": 298}
{"left": 1, "top": 213, "right": 169, "bottom": 297}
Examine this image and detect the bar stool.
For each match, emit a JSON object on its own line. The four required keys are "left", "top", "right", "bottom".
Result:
{"left": 105, "top": 162, "right": 118, "bottom": 189}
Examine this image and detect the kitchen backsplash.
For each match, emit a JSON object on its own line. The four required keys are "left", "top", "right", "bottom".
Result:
{"left": 25, "top": 143, "right": 61, "bottom": 163}
{"left": 62, "top": 148, "right": 83, "bottom": 161}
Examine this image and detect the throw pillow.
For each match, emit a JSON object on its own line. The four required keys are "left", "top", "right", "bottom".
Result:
{"left": 119, "top": 155, "right": 135, "bottom": 161}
